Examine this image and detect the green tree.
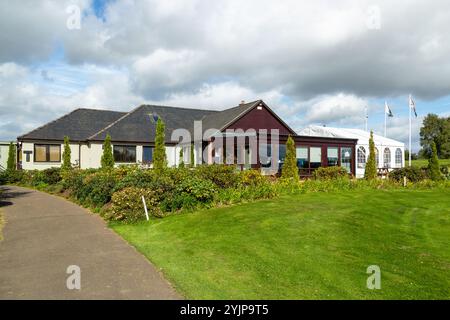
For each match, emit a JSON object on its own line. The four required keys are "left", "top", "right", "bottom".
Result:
{"left": 6, "top": 142, "right": 16, "bottom": 171}
{"left": 428, "top": 141, "right": 442, "bottom": 181}
{"left": 179, "top": 147, "right": 185, "bottom": 168}
{"left": 420, "top": 114, "right": 450, "bottom": 158}
{"left": 101, "top": 134, "right": 114, "bottom": 170}
{"left": 364, "top": 131, "right": 377, "bottom": 180}
{"left": 61, "top": 136, "right": 72, "bottom": 172}
{"left": 153, "top": 118, "right": 167, "bottom": 171}
{"left": 281, "top": 136, "right": 298, "bottom": 180}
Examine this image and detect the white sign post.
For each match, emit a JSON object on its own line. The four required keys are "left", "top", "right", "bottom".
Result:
{"left": 142, "top": 196, "right": 149, "bottom": 221}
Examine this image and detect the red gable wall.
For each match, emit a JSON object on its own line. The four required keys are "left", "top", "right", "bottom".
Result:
{"left": 225, "top": 106, "right": 293, "bottom": 135}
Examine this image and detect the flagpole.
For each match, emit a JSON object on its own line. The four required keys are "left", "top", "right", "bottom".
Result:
{"left": 384, "top": 102, "right": 387, "bottom": 137}
{"left": 365, "top": 106, "right": 368, "bottom": 131}
{"left": 409, "top": 94, "right": 412, "bottom": 167}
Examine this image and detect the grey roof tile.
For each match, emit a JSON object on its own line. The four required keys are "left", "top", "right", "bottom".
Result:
{"left": 18, "top": 108, "right": 126, "bottom": 141}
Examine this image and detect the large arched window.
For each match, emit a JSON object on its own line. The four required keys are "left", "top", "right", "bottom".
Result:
{"left": 395, "top": 148, "right": 402, "bottom": 167}
{"left": 374, "top": 147, "right": 379, "bottom": 167}
{"left": 383, "top": 148, "right": 391, "bottom": 168}
{"left": 357, "top": 146, "right": 366, "bottom": 168}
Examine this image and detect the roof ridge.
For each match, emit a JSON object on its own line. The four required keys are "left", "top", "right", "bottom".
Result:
{"left": 87, "top": 105, "right": 144, "bottom": 140}
{"left": 140, "top": 104, "right": 220, "bottom": 113}
{"left": 75, "top": 107, "right": 126, "bottom": 113}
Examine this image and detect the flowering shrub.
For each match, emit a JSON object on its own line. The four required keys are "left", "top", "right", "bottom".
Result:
{"left": 105, "top": 187, "right": 163, "bottom": 222}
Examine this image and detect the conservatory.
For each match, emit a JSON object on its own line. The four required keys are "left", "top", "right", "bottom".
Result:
{"left": 297, "top": 126, "right": 405, "bottom": 178}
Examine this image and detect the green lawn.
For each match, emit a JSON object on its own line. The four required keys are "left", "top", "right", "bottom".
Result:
{"left": 411, "top": 159, "right": 450, "bottom": 168}
{"left": 111, "top": 188, "right": 450, "bottom": 299}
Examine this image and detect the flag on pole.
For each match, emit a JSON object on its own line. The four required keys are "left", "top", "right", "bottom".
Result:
{"left": 409, "top": 96, "right": 417, "bottom": 117}
{"left": 385, "top": 101, "right": 393, "bottom": 117}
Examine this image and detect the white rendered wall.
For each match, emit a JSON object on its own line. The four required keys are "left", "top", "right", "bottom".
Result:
{"left": 21, "top": 141, "right": 80, "bottom": 170}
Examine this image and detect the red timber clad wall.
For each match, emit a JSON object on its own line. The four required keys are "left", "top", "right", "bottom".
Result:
{"left": 226, "top": 106, "right": 293, "bottom": 134}
{"left": 222, "top": 105, "right": 293, "bottom": 169}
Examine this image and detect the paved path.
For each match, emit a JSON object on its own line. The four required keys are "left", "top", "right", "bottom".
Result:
{"left": 0, "top": 185, "right": 181, "bottom": 299}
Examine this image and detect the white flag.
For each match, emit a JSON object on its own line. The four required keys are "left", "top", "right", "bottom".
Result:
{"left": 385, "top": 101, "right": 393, "bottom": 117}
{"left": 409, "top": 95, "right": 417, "bottom": 117}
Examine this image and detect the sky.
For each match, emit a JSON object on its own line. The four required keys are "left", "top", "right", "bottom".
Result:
{"left": 1, "top": 0, "right": 450, "bottom": 151}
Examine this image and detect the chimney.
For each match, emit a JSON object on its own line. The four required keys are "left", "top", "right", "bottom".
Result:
{"left": 240, "top": 100, "right": 245, "bottom": 105}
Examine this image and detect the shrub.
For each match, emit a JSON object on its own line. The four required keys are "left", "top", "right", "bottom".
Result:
{"left": 40, "top": 167, "right": 62, "bottom": 185}
{"left": 313, "top": 166, "right": 348, "bottom": 180}
{"left": 239, "top": 169, "right": 268, "bottom": 187}
{"left": 195, "top": 164, "right": 239, "bottom": 188}
{"left": 74, "top": 172, "right": 117, "bottom": 207}
{"left": 440, "top": 165, "right": 449, "bottom": 180}
{"left": 105, "top": 187, "right": 163, "bottom": 222}
{"left": 389, "top": 166, "right": 428, "bottom": 183}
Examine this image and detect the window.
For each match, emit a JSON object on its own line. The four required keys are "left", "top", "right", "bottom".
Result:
{"left": 259, "top": 143, "right": 271, "bottom": 168}
{"left": 383, "top": 148, "right": 391, "bottom": 168}
{"left": 296, "top": 147, "right": 309, "bottom": 168}
{"left": 34, "top": 144, "right": 61, "bottom": 162}
{"left": 375, "top": 148, "right": 379, "bottom": 167}
{"left": 113, "top": 145, "right": 136, "bottom": 163}
{"left": 310, "top": 147, "right": 322, "bottom": 169}
{"left": 341, "top": 147, "right": 352, "bottom": 173}
{"left": 142, "top": 146, "right": 153, "bottom": 163}
{"left": 357, "top": 146, "right": 366, "bottom": 168}
{"left": 327, "top": 147, "right": 338, "bottom": 166}
{"left": 395, "top": 148, "right": 402, "bottom": 167}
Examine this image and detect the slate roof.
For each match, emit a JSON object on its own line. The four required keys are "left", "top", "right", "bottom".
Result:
{"left": 18, "top": 108, "right": 126, "bottom": 141}
{"left": 18, "top": 100, "right": 285, "bottom": 143}
{"left": 201, "top": 100, "right": 260, "bottom": 132}
{"left": 88, "top": 105, "right": 218, "bottom": 143}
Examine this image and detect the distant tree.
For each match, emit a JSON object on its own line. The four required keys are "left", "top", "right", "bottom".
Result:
{"left": 6, "top": 142, "right": 15, "bottom": 171}
{"left": 428, "top": 141, "right": 442, "bottom": 181}
{"left": 153, "top": 118, "right": 167, "bottom": 171}
{"left": 404, "top": 149, "right": 419, "bottom": 161}
{"left": 61, "top": 136, "right": 72, "bottom": 172}
{"left": 281, "top": 136, "right": 298, "bottom": 180}
{"left": 420, "top": 114, "right": 450, "bottom": 158}
{"left": 364, "top": 131, "right": 377, "bottom": 180}
{"left": 178, "top": 147, "right": 185, "bottom": 168}
{"left": 101, "top": 134, "right": 114, "bottom": 170}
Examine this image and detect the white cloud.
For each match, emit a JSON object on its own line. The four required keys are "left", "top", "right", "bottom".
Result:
{"left": 304, "top": 93, "right": 368, "bottom": 124}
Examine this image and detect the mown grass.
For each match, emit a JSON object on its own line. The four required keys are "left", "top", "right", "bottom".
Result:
{"left": 411, "top": 159, "right": 450, "bottom": 168}
{"left": 111, "top": 188, "right": 450, "bottom": 299}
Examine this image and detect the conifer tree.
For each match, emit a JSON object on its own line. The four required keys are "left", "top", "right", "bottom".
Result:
{"left": 101, "top": 134, "right": 114, "bottom": 170}
{"left": 179, "top": 147, "right": 185, "bottom": 168}
{"left": 428, "top": 141, "right": 442, "bottom": 181}
{"left": 364, "top": 131, "right": 377, "bottom": 180}
{"left": 281, "top": 136, "right": 298, "bottom": 180}
{"left": 6, "top": 142, "right": 15, "bottom": 171}
{"left": 153, "top": 118, "right": 167, "bottom": 171}
{"left": 61, "top": 136, "right": 72, "bottom": 172}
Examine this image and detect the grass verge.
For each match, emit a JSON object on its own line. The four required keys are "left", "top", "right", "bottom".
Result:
{"left": 111, "top": 188, "right": 450, "bottom": 299}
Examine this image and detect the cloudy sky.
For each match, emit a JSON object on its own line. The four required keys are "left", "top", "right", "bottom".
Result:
{"left": 1, "top": 0, "right": 450, "bottom": 151}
